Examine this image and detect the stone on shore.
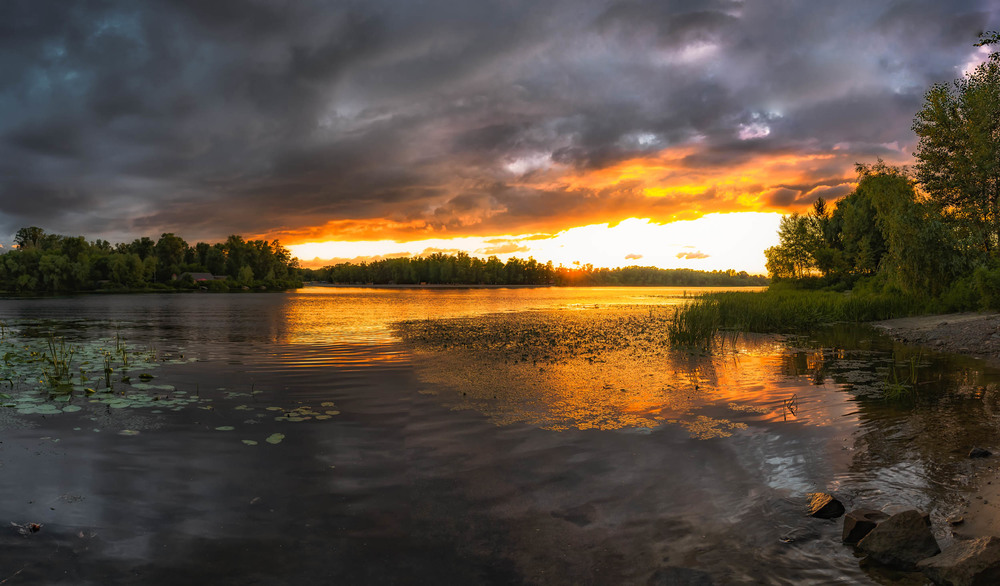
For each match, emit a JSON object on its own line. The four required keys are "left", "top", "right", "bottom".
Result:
{"left": 917, "top": 536, "right": 1000, "bottom": 586}
{"left": 843, "top": 509, "right": 889, "bottom": 544}
{"left": 969, "top": 447, "right": 992, "bottom": 458}
{"left": 807, "top": 493, "right": 845, "bottom": 519}
{"left": 856, "top": 510, "right": 940, "bottom": 570}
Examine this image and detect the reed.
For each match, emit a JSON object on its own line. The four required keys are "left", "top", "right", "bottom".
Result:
{"left": 103, "top": 351, "right": 114, "bottom": 391}
{"left": 43, "top": 334, "right": 75, "bottom": 389}
{"left": 669, "top": 289, "right": 925, "bottom": 349}
{"left": 883, "top": 352, "right": 922, "bottom": 403}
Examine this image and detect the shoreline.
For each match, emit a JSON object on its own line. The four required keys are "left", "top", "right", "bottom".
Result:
{"left": 873, "top": 312, "right": 1000, "bottom": 364}
{"left": 306, "top": 282, "right": 553, "bottom": 289}
{"left": 876, "top": 312, "right": 1000, "bottom": 542}
{"left": 305, "top": 282, "right": 767, "bottom": 290}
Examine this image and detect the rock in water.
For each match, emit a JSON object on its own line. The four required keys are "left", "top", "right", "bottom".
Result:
{"left": 807, "top": 493, "right": 845, "bottom": 519}
{"left": 843, "top": 509, "right": 889, "bottom": 544}
{"left": 969, "top": 447, "right": 992, "bottom": 458}
{"left": 857, "top": 510, "right": 940, "bottom": 570}
{"left": 917, "top": 536, "right": 1000, "bottom": 586}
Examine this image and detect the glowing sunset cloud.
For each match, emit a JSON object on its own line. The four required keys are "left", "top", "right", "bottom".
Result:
{"left": 287, "top": 213, "right": 783, "bottom": 274}
{"left": 277, "top": 142, "right": 867, "bottom": 273}
{"left": 1, "top": 2, "right": 996, "bottom": 257}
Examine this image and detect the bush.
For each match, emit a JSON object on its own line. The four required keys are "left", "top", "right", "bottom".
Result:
{"left": 974, "top": 266, "right": 1000, "bottom": 310}
{"left": 936, "top": 276, "right": 980, "bottom": 312}
{"left": 205, "top": 280, "right": 231, "bottom": 292}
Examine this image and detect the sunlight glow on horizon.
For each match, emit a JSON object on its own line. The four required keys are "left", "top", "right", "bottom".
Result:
{"left": 287, "top": 212, "right": 784, "bottom": 274}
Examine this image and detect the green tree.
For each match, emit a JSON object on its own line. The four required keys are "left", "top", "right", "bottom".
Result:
{"left": 857, "top": 162, "right": 969, "bottom": 296}
{"left": 155, "top": 233, "right": 188, "bottom": 282}
{"left": 206, "top": 245, "right": 227, "bottom": 276}
{"left": 764, "top": 213, "right": 822, "bottom": 280}
{"left": 832, "top": 185, "right": 888, "bottom": 278}
{"left": 14, "top": 226, "right": 45, "bottom": 249}
{"left": 975, "top": 30, "right": 999, "bottom": 60}
{"left": 912, "top": 34, "right": 1000, "bottom": 250}
{"left": 238, "top": 264, "right": 255, "bottom": 286}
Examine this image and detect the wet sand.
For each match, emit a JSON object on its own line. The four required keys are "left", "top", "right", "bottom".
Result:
{"left": 952, "top": 461, "right": 1000, "bottom": 540}
{"left": 877, "top": 312, "right": 1000, "bottom": 542}
{"left": 875, "top": 312, "right": 1000, "bottom": 363}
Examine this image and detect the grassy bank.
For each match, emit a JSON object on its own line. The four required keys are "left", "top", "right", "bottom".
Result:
{"left": 668, "top": 288, "right": 925, "bottom": 349}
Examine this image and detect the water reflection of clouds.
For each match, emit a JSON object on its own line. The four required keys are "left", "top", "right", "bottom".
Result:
{"left": 277, "top": 285, "right": 759, "bottom": 346}
{"left": 400, "top": 311, "right": 864, "bottom": 435}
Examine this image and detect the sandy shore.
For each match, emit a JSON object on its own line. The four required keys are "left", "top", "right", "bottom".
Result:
{"left": 876, "top": 312, "right": 1000, "bottom": 540}
{"left": 874, "top": 312, "right": 1000, "bottom": 363}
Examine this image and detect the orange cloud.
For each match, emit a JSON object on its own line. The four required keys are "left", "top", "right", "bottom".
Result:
{"left": 477, "top": 242, "right": 530, "bottom": 255}
{"left": 263, "top": 143, "right": 909, "bottom": 251}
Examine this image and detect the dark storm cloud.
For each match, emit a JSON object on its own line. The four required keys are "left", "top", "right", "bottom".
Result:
{"left": 0, "top": 0, "right": 997, "bottom": 243}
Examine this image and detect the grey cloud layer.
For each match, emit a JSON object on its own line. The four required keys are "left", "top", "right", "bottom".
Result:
{"left": 0, "top": 0, "right": 996, "bottom": 241}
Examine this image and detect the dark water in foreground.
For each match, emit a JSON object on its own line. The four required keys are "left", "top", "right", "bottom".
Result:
{"left": 2, "top": 287, "right": 1000, "bottom": 585}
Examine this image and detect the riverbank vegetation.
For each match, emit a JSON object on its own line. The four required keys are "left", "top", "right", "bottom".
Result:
{"left": 0, "top": 228, "right": 301, "bottom": 293}
{"left": 302, "top": 254, "right": 767, "bottom": 287}
{"left": 672, "top": 32, "right": 1000, "bottom": 347}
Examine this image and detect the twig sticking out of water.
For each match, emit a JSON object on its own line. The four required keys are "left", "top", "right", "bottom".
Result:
{"left": 782, "top": 394, "right": 798, "bottom": 421}
{"left": 0, "top": 565, "right": 26, "bottom": 584}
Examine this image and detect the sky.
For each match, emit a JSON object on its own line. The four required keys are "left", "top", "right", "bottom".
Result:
{"left": 1, "top": 1, "right": 998, "bottom": 273}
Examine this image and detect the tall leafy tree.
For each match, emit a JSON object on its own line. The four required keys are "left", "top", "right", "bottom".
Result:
{"left": 154, "top": 233, "right": 189, "bottom": 282}
{"left": 14, "top": 226, "right": 45, "bottom": 249}
{"left": 912, "top": 33, "right": 1000, "bottom": 250}
{"left": 764, "top": 213, "right": 823, "bottom": 280}
{"left": 856, "top": 162, "right": 969, "bottom": 297}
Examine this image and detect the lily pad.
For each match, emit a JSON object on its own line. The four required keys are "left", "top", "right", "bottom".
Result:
{"left": 265, "top": 433, "right": 284, "bottom": 445}
{"left": 242, "top": 439, "right": 258, "bottom": 446}
{"left": 215, "top": 426, "right": 235, "bottom": 431}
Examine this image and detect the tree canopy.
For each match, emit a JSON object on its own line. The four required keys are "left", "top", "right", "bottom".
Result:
{"left": 303, "top": 254, "right": 767, "bottom": 287}
{"left": 0, "top": 228, "right": 301, "bottom": 293}
{"left": 912, "top": 31, "right": 1000, "bottom": 250}
{"left": 763, "top": 34, "right": 999, "bottom": 310}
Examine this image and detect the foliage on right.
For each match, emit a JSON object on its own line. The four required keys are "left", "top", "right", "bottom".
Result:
{"left": 764, "top": 32, "right": 1000, "bottom": 310}
{"left": 912, "top": 31, "right": 1000, "bottom": 253}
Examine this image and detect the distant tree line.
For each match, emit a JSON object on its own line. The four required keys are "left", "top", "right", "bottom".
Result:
{"left": 557, "top": 265, "right": 766, "bottom": 287}
{"left": 764, "top": 32, "right": 1000, "bottom": 310}
{"left": 301, "top": 252, "right": 767, "bottom": 287}
{"left": 0, "top": 227, "right": 301, "bottom": 293}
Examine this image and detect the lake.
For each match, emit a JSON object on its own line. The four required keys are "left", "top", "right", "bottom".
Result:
{"left": 2, "top": 286, "right": 999, "bottom": 584}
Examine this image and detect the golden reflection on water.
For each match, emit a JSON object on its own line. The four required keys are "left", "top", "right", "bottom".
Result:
{"left": 276, "top": 287, "right": 867, "bottom": 437}
{"left": 277, "top": 285, "right": 763, "bottom": 370}
{"left": 279, "top": 285, "right": 764, "bottom": 344}
{"left": 396, "top": 306, "right": 860, "bottom": 435}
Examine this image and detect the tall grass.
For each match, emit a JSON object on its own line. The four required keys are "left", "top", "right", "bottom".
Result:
{"left": 669, "top": 289, "right": 925, "bottom": 348}
{"left": 43, "top": 334, "right": 75, "bottom": 389}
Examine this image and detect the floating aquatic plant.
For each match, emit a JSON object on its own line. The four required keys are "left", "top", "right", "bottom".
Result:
{"left": 0, "top": 319, "right": 344, "bottom": 449}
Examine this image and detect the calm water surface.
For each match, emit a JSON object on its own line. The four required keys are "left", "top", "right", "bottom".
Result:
{"left": 1, "top": 286, "right": 999, "bottom": 585}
